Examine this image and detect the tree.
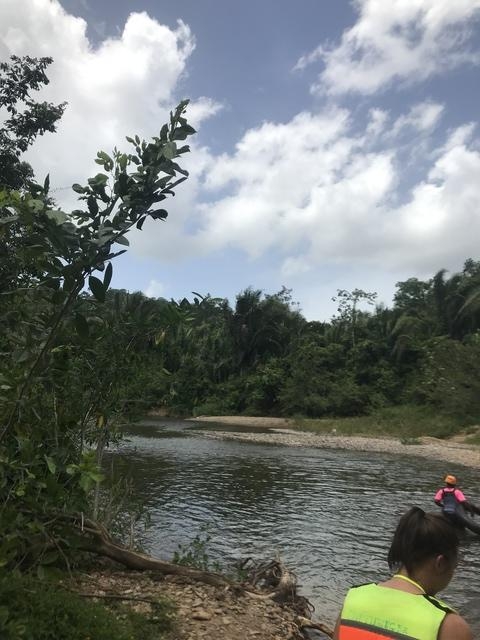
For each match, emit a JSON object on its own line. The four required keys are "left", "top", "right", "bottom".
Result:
{"left": 0, "top": 94, "right": 196, "bottom": 569}
{"left": 0, "top": 56, "right": 66, "bottom": 189}
{"left": 393, "top": 277, "right": 432, "bottom": 315}
{"left": 332, "top": 288, "right": 377, "bottom": 348}
{"left": 414, "top": 337, "right": 480, "bottom": 421}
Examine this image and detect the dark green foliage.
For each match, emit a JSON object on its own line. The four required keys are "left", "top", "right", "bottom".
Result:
{"left": 2, "top": 54, "right": 480, "bottom": 607}
{"left": 145, "top": 260, "right": 480, "bottom": 425}
{"left": 173, "top": 530, "right": 222, "bottom": 572}
{"left": 413, "top": 337, "right": 480, "bottom": 421}
{"left": 0, "top": 57, "right": 196, "bottom": 572}
{"left": 0, "top": 572, "right": 173, "bottom": 640}
{"left": 0, "top": 56, "right": 66, "bottom": 189}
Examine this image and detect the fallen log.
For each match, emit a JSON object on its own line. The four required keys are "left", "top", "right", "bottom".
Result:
{"left": 297, "top": 616, "right": 334, "bottom": 639}
{"left": 68, "top": 513, "right": 236, "bottom": 589}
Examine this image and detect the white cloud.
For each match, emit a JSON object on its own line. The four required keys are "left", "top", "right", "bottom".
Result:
{"left": 281, "top": 257, "right": 312, "bottom": 278}
{"left": 144, "top": 279, "right": 165, "bottom": 298}
{"left": 296, "top": 0, "right": 480, "bottom": 96}
{"left": 389, "top": 101, "right": 444, "bottom": 137}
{"left": 129, "top": 144, "right": 213, "bottom": 261}
{"left": 0, "top": 0, "right": 219, "bottom": 204}
{"left": 381, "top": 129, "right": 480, "bottom": 270}
{"left": 195, "top": 109, "right": 357, "bottom": 257}
{"left": 366, "top": 108, "right": 389, "bottom": 138}
{"left": 169, "top": 106, "right": 480, "bottom": 281}
{"left": 1, "top": 0, "right": 479, "bottom": 313}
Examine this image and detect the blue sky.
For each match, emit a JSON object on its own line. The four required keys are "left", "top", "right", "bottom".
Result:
{"left": 1, "top": 0, "right": 480, "bottom": 318}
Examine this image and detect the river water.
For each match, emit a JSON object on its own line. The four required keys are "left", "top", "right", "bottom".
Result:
{"left": 112, "top": 419, "right": 480, "bottom": 632}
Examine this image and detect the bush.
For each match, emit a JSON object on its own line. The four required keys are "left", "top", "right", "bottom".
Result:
{"left": 293, "top": 404, "right": 461, "bottom": 439}
{"left": 413, "top": 339, "right": 480, "bottom": 422}
{"left": 0, "top": 572, "right": 173, "bottom": 640}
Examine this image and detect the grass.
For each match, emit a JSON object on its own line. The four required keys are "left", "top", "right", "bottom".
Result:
{"left": 464, "top": 432, "right": 480, "bottom": 445}
{"left": 291, "top": 405, "right": 466, "bottom": 440}
{"left": 0, "top": 571, "right": 174, "bottom": 640}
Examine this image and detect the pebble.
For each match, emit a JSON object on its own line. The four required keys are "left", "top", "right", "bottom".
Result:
{"left": 197, "top": 430, "right": 480, "bottom": 468}
{"left": 191, "top": 609, "right": 212, "bottom": 621}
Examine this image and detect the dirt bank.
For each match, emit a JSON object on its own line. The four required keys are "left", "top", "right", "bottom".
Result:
{"left": 190, "top": 416, "right": 480, "bottom": 469}
{"left": 70, "top": 570, "right": 326, "bottom": 640}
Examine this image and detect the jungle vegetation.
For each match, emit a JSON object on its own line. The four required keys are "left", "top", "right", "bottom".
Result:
{"left": 0, "top": 54, "right": 194, "bottom": 638}
{"left": 1, "top": 54, "right": 479, "bottom": 638}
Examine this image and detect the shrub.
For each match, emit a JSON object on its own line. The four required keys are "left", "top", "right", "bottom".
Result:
{"left": 0, "top": 572, "right": 173, "bottom": 640}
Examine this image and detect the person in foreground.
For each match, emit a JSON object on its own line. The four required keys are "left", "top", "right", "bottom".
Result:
{"left": 333, "top": 507, "right": 472, "bottom": 640}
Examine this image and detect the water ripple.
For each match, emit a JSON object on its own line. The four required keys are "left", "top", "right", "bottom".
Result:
{"left": 111, "top": 420, "right": 480, "bottom": 631}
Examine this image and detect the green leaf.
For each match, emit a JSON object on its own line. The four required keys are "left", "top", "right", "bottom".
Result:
{"left": 0, "top": 215, "right": 19, "bottom": 225}
{"left": 98, "top": 150, "right": 113, "bottom": 164}
{"left": 79, "top": 475, "right": 93, "bottom": 493}
{"left": 45, "top": 456, "right": 56, "bottom": 475}
{"left": 72, "top": 183, "right": 85, "bottom": 193}
{"left": 118, "top": 153, "right": 128, "bottom": 171}
{"left": 89, "top": 276, "right": 106, "bottom": 302}
{"left": 151, "top": 209, "right": 168, "bottom": 220}
{"left": 115, "top": 235, "right": 129, "bottom": 246}
{"left": 103, "top": 262, "right": 113, "bottom": 290}
{"left": 74, "top": 313, "right": 89, "bottom": 338}
{"left": 88, "top": 173, "right": 109, "bottom": 187}
{"left": 87, "top": 195, "right": 99, "bottom": 216}
{"left": 162, "top": 142, "right": 177, "bottom": 160}
{"left": 39, "top": 551, "right": 60, "bottom": 566}
{"left": 136, "top": 216, "right": 147, "bottom": 230}
{"left": 115, "top": 172, "right": 129, "bottom": 196}
{"left": 46, "top": 210, "right": 68, "bottom": 225}
{"left": 172, "top": 125, "right": 196, "bottom": 141}
{"left": 89, "top": 471, "right": 105, "bottom": 483}
{"left": 43, "top": 174, "right": 50, "bottom": 193}
{"left": 28, "top": 198, "right": 44, "bottom": 212}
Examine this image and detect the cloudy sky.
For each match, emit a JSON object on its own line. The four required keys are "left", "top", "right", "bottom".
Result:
{"left": 1, "top": 0, "right": 480, "bottom": 319}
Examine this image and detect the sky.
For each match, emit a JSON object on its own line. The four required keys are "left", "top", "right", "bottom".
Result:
{"left": 1, "top": 0, "right": 480, "bottom": 320}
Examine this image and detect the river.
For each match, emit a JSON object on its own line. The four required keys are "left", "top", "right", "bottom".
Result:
{"left": 112, "top": 418, "right": 480, "bottom": 632}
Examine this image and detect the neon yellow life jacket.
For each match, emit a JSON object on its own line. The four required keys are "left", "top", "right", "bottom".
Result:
{"left": 339, "top": 583, "right": 455, "bottom": 640}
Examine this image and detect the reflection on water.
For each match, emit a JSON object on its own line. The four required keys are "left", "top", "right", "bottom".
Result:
{"left": 111, "top": 419, "right": 480, "bottom": 631}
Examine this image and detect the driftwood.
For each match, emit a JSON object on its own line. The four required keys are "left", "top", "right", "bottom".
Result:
{"left": 67, "top": 513, "right": 333, "bottom": 638}
{"left": 297, "top": 616, "right": 334, "bottom": 638}
{"left": 69, "top": 513, "right": 235, "bottom": 589}
{"left": 237, "top": 558, "right": 333, "bottom": 638}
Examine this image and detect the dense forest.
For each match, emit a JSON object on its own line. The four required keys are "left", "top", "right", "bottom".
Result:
{"left": 6, "top": 242, "right": 480, "bottom": 432}
{"left": 73, "top": 261, "right": 480, "bottom": 426}
{"left": 110, "top": 252, "right": 480, "bottom": 422}
{"left": 1, "top": 54, "right": 479, "bottom": 636}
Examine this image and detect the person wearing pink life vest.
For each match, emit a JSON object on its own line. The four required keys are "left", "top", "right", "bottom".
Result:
{"left": 434, "top": 474, "right": 480, "bottom": 525}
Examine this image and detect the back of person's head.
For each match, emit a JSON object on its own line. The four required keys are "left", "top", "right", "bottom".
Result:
{"left": 388, "top": 507, "right": 459, "bottom": 573}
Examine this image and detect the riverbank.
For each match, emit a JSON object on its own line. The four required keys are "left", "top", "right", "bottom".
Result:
{"left": 70, "top": 568, "right": 321, "bottom": 640}
{"left": 190, "top": 416, "right": 480, "bottom": 469}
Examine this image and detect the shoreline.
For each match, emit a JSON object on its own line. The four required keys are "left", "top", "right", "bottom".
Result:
{"left": 189, "top": 416, "right": 480, "bottom": 469}
{"left": 71, "top": 569, "right": 311, "bottom": 640}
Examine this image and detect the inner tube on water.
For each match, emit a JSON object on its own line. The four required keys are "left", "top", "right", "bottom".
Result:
{"left": 448, "top": 506, "right": 480, "bottom": 536}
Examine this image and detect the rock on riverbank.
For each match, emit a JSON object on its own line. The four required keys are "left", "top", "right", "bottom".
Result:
{"left": 71, "top": 570, "right": 314, "bottom": 640}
